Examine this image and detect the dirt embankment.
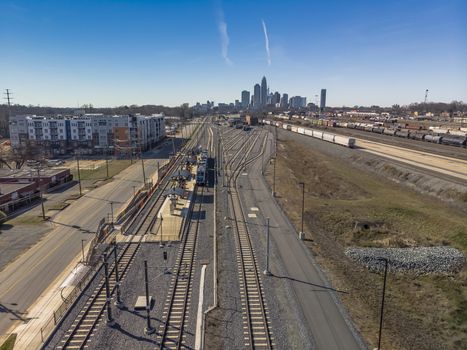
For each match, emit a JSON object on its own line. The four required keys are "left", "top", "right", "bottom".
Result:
{"left": 265, "top": 131, "right": 467, "bottom": 350}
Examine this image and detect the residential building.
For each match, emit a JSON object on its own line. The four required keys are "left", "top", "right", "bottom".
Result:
{"left": 9, "top": 114, "right": 165, "bottom": 156}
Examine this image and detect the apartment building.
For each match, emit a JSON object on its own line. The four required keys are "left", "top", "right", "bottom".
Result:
{"left": 9, "top": 114, "right": 165, "bottom": 156}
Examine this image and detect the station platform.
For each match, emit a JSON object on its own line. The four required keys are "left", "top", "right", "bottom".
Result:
{"left": 146, "top": 168, "right": 196, "bottom": 243}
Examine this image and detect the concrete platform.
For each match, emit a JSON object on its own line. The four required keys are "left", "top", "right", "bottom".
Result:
{"left": 146, "top": 166, "right": 197, "bottom": 243}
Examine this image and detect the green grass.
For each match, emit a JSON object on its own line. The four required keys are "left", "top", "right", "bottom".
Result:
{"left": 0, "top": 334, "right": 16, "bottom": 350}
{"left": 71, "top": 159, "right": 132, "bottom": 181}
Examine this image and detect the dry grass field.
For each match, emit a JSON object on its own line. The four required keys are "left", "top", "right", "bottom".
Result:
{"left": 265, "top": 134, "right": 466, "bottom": 350}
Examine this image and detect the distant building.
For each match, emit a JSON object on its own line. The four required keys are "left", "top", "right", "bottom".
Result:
{"left": 261, "top": 76, "right": 268, "bottom": 107}
{"left": 253, "top": 84, "right": 261, "bottom": 109}
{"left": 280, "top": 93, "right": 289, "bottom": 108}
{"left": 289, "top": 96, "right": 307, "bottom": 109}
{"left": 320, "top": 89, "right": 327, "bottom": 112}
{"left": 241, "top": 90, "right": 250, "bottom": 108}
{"left": 9, "top": 114, "right": 165, "bottom": 156}
{"left": 273, "top": 92, "right": 281, "bottom": 105}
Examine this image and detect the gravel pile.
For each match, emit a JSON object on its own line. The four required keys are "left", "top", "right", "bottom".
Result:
{"left": 345, "top": 246, "right": 465, "bottom": 274}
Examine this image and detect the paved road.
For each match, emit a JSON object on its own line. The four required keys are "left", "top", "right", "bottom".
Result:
{"left": 237, "top": 127, "right": 365, "bottom": 350}
{"left": 0, "top": 132, "right": 192, "bottom": 337}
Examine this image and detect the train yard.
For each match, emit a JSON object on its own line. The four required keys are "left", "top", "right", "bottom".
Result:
{"left": 38, "top": 115, "right": 465, "bottom": 350}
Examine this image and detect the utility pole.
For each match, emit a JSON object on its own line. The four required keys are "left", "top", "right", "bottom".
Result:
{"left": 36, "top": 168, "right": 46, "bottom": 220}
{"left": 3, "top": 89, "right": 13, "bottom": 135}
{"left": 272, "top": 157, "right": 276, "bottom": 197}
{"left": 76, "top": 151, "right": 82, "bottom": 196}
{"left": 159, "top": 214, "right": 164, "bottom": 248}
{"left": 299, "top": 182, "right": 305, "bottom": 240}
{"left": 377, "top": 258, "right": 389, "bottom": 350}
{"left": 138, "top": 133, "right": 146, "bottom": 187}
{"left": 109, "top": 201, "right": 114, "bottom": 225}
{"left": 113, "top": 242, "right": 123, "bottom": 308}
{"left": 105, "top": 147, "right": 109, "bottom": 179}
{"left": 144, "top": 260, "right": 155, "bottom": 334}
{"left": 81, "top": 239, "right": 86, "bottom": 263}
{"left": 103, "top": 253, "right": 115, "bottom": 326}
{"left": 263, "top": 217, "right": 271, "bottom": 276}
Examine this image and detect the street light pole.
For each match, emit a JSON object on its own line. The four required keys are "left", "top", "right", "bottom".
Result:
{"left": 159, "top": 214, "right": 164, "bottom": 248}
{"left": 144, "top": 260, "right": 155, "bottom": 334}
{"left": 81, "top": 239, "right": 86, "bottom": 263}
{"left": 272, "top": 157, "right": 276, "bottom": 197}
{"left": 103, "top": 253, "right": 115, "bottom": 326}
{"left": 263, "top": 217, "right": 271, "bottom": 276}
{"left": 110, "top": 201, "right": 114, "bottom": 225}
{"left": 299, "top": 182, "right": 305, "bottom": 239}
{"left": 377, "top": 258, "right": 389, "bottom": 350}
{"left": 113, "top": 242, "right": 123, "bottom": 308}
{"left": 76, "top": 152, "right": 82, "bottom": 196}
{"left": 36, "top": 168, "right": 46, "bottom": 220}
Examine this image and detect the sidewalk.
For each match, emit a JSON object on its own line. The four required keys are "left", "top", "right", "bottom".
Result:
{"left": 9, "top": 241, "right": 92, "bottom": 350}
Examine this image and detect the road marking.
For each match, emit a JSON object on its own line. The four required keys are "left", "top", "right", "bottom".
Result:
{"left": 248, "top": 213, "right": 257, "bottom": 218}
{"left": 194, "top": 264, "right": 207, "bottom": 350}
{"left": 250, "top": 207, "right": 259, "bottom": 211}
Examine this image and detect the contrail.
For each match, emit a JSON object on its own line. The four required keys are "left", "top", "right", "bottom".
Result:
{"left": 217, "top": 9, "right": 233, "bottom": 66}
{"left": 262, "top": 19, "right": 271, "bottom": 66}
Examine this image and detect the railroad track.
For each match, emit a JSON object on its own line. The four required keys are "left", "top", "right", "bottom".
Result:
{"left": 225, "top": 129, "right": 274, "bottom": 349}
{"left": 157, "top": 181, "right": 205, "bottom": 349}
{"left": 52, "top": 122, "right": 208, "bottom": 350}
{"left": 56, "top": 241, "right": 140, "bottom": 349}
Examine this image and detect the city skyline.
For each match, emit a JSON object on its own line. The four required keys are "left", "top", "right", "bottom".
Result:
{"left": 1, "top": 0, "right": 466, "bottom": 107}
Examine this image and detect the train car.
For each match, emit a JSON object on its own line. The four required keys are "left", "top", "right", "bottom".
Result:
{"left": 196, "top": 165, "right": 206, "bottom": 186}
{"left": 364, "top": 125, "right": 373, "bottom": 132}
{"left": 409, "top": 133, "right": 426, "bottom": 141}
{"left": 322, "top": 132, "right": 335, "bottom": 142}
{"left": 347, "top": 123, "right": 356, "bottom": 129}
{"left": 313, "top": 130, "right": 324, "bottom": 139}
{"left": 448, "top": 130, "right": 467, "bottom": 137}
{"left": 291, "top": 126, "right": 299, "bottom": 133}
{"left": 304, "top": 128, "right": 313, "bottom": 137}
{"left": 297, "top": 127, "right": 305, "bottom": 134}
{"left": 440, "top": 136, "right": 467, "bottom": 147}
{"left": 372, "top": 127, "right": 385, "bottom": 134}
{"left": 395, "top": 129, "right": 410, "bottom": 138}
{"left": 383, "top": 128, "right": 396, "bottom": 136}
{"left": 424, "top": 135, "right": 443, "bottom": 144}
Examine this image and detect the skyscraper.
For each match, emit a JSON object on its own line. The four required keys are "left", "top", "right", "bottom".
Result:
{"left": 273, "top": 92, "right": 281, "bottom": 105}
{"left": 241, "top": 90, "right": 250, "bottom": 108}
{"left": 260, "top": 76, "right": 267, "bottom": 107}
{"left": 253, "top": 84, "right": 261, "bottom": 109}
{"left": 280, "top": 93, "right": 289, "bottom": 108}
{"left": 320, "top": 89, "right": 326, "bottom": 112}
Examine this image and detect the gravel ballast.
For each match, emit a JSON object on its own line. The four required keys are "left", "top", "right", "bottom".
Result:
{"left": 345, "top": 246, "right": 465, "bottom": 274}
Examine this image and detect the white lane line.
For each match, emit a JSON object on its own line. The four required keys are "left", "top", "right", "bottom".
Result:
{"left": 194, "top": 264, "right": 207, "bottom": 350}
{"left": 248, "top": 213, "right": 257, "bottom": 218}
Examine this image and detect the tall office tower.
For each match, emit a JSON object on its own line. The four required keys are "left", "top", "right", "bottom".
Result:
{"left": 280, "top": 93, "right": 289, "bottom": 108}
{"left": 273, "top": 92, "right": 281, "bottom": 105}
{"left": 253, "top": 84, "right": 261, "bottom": 108}
{"left": 260, "top": 76, "right": 267, "bottom": 107}
{"left": 241, "top": 90, "right": 250, "bottom": 108}
{"left": 320, "top": 89, "right": 326, "bottom": 112}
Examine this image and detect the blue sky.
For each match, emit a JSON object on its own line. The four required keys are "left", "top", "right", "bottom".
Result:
{"left": 1, "top": 0, "right": 466, "bottom": 107}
